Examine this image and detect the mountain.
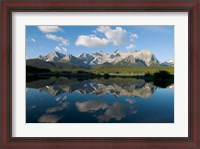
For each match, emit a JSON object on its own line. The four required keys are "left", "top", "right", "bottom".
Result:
{"left": 60, "top": 54, "right": 89, "bottom": 68}
{"left": 38, "top": 51, "right": 65, "bottom": 62}
{"left": 27, "top": 50, "right": 164, "bottom": 69}
{"left": 26, "top": 58, "right": 82, "bottom": 70}
{"left": 161, "top": 59, "right": 174, "bottom": 66}
{"left": 116, "top": 55, "right": 147, "bottom": 67}
{"left": 77, "top": 49, "right": 159, "bottom": 66}
{"left": 26, "top": 59, "right": 56, "bottom": 69}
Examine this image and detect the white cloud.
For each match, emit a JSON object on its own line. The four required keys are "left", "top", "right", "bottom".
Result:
{"left": 130, "top": 33, "right": 138, "bottom": 39}
{"left": 75, "top": 26, "right": 138, "bottom": 49}
{"left": 97, "top": 26, "right": 127, "bottom": 46}
{"left": 46, "top": 34, "right": 69, "bottom": 46}
{"left": 75, "top": 35, "right": 109, "bottom": 47}
{"left": 38, "top": 26, "right": 62, "bottom": 33}
{"left": 31, "top": 38, "right": 36, "bottom": 42}
{"left": 55, "top": 46, "right": 68, "bottom": 52}
{"left": 96, "top": 26, "right": 111, "bottom": 33}
{"left": 61, "top": 47, "right": 68, "bottom": 52}
{"left": 126, "top": 33, "right": 138, "bottom": 49}
{"left": 55, "top": 46, "right": 61, "bottom": 51}
{"left": 126, "top": 44, "right": 136, "bottom": 50}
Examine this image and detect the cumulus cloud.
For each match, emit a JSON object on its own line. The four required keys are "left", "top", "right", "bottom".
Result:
{"left": 75, "top": 26, "right": 139, "bottom": 49}
{"left": 38, "top": 26, "right": 62, "bottom": 33}
{"left": 96, "top": 26, "right": 111, "bottom": 33}
{"left": 46, "top": 34, "right": 69, "bottom": 46}
{"left": 75, "top": 35, "right": 109, "bottom": 47}
{"left": 130, "top": 33, "right": 138, "bottom": 42}
{"left": 125, "top": 33, "right": 138, "bottom": 50}
{"left": 126, "top": 44, "right": 136, "bottom": 50}
{"left": 130, "top": 33, "right": 138, "bottom": 39}
{"left": 96, "top": 26, "right": 127, "bottom": 46}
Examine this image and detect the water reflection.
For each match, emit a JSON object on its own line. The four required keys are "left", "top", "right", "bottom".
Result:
{"left": 27, "top": 77, "right": 157, "bottom": 98}
{"left": 26, "top": 77, "right": 174, "bottom": 123}
{"left": 75, "top": 99, "right": 137, "bottom": 122}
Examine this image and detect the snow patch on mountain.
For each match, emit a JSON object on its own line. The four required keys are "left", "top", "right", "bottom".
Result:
{"left": 161, "top": 59, "right": 174, "bottom": 66}
{"left": 38, "top": 51, "right": 65, "bottom": 62}
{"left": 38, "top": 49, "right": 161, "bottom": 67}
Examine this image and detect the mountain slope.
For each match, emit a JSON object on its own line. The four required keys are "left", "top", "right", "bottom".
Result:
{"left": 27, "top": 50, "right": 166, "bottom": 70}
{"left": 161, "top": 59, "right": 174, "bottom": 66}
{"left": 27, "top": 58, "right": 82, "bottom": 70}
{"left": 77, "top": 49, "right": 159, "bottom": 66}
{"left": 38, "top": 51, "right": 65, "bottom": 62}
{"left": 60, "top": 54, "right": 89, "bottom": 68}
{"left": 27, "top": 59, "right": 55, "bottom": 69}
{"left": 116, "top": 55, "right": 147, "bottom": 67}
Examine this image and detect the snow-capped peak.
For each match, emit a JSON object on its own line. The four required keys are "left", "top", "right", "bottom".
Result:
{"left": 166, "top": 59, "right": 174, "bottom": 63}
{"left": 38, "top": 49, "right": 160, "bottom": 67}
{"left": 161, "top": 59, "right": 174, "bottom": 66}
{"left": 38, "top": 51, "right": 65, "bottom": 62}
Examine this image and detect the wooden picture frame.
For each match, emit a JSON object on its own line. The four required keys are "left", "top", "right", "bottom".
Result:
{"left": 0, "top": 0, "right": 199, "bottom": 148}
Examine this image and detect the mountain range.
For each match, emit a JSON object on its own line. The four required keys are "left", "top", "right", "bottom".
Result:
{"left": 27, "top": 50, "right": 174, "bottom": 69}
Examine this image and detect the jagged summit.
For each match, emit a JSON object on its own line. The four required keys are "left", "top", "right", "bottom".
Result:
{"left": 37, "top": 49, "right": 161, "bottom": 67}
{"left": 114, "top": 50, "right": 120, "bottom": 53}
{"left": 161, "top": 59, "right": 174, "bottom": 66}
{"left": 38, "top": 51, "right": 65, "bottom": 62}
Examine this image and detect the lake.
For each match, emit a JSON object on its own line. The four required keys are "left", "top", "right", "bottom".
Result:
{"left": 26, "top": 77, "right": 174, "bottom": 123}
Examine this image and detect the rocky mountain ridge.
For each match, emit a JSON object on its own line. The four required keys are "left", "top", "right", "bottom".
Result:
{"left": 37, "top": 49, "right": 160, "bottom": 67}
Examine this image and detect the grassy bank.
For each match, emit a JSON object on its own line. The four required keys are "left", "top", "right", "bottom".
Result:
{"left": 90, "top": 66, "right": 174, "bottom": 74}
{"left": 49, "top": 66, "right": 174, "bottom": 75}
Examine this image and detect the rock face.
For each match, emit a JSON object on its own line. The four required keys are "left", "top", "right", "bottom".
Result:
{"left": 37, "top": 49, "right": 160, "bottom": 67}
{"left": 60, "top": 54, "right": 84, "bottom": 65}
{"left": 78, "top": 49, "right": 160, "bottom": 66}
{"left": 38, "top": 51, "right": 65, "bottom": 62}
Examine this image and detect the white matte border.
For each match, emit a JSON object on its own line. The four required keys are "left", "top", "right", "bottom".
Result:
{"left": 12, "top": 12, "right": 188, "bottom": 137}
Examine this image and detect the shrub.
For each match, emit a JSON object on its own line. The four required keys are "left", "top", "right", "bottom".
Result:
{"left": 26, "top": 65, "right": 51, "bottom": 73}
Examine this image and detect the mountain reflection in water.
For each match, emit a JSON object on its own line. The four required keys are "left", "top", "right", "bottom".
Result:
{"left": 26, "top": 77, "right": 174, "bottom": 123}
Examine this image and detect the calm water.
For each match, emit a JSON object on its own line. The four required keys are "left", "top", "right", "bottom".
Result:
{"left": 26, "top": 77, "right": 174, "bottom": 123}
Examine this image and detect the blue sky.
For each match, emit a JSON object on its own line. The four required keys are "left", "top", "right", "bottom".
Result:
{"left": 26, "top": 25, "right": 174, "bottom": 62}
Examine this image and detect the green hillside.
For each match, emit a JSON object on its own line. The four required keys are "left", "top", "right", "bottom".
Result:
{"left": 26, "top": 59, "right": 82, "bottom": 71}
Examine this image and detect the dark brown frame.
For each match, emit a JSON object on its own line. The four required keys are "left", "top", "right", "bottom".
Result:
{"left": 0, "top": 0, "right": 199, "bottom": 148}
